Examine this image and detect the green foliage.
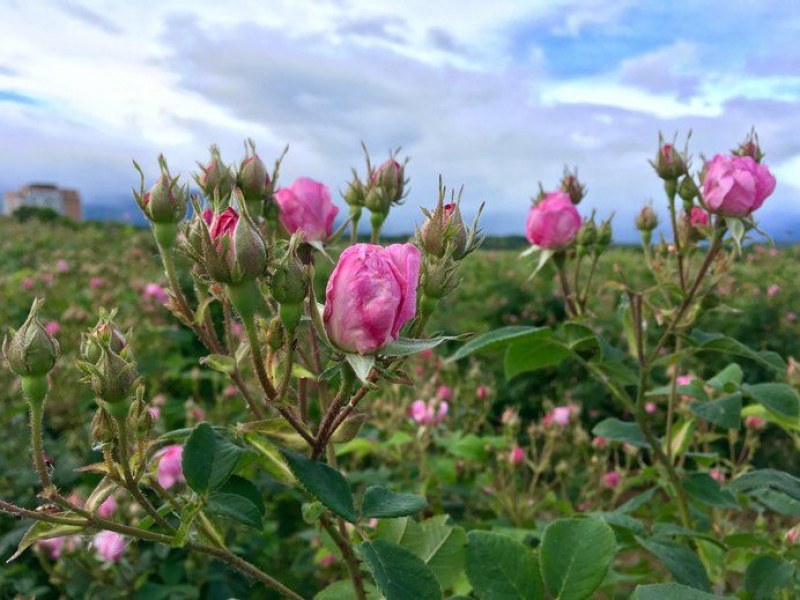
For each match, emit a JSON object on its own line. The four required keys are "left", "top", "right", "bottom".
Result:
{"left": 182, "top": 422, "right": 244, "bottom": 494}
{"left": 465, "top": 531, "right": 544, "bottom": 599}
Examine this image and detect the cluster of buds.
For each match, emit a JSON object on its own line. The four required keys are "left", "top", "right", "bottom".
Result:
{"left": 77, "top": 311, "right": 140, "bottom": 419}
{"left": 133, "top": 155, "right": 189, "bottom": 248}
{"left": 3, "top": 298, "right": 60, "bottom": 403}
{"left": 416, "top": 181, "right": 484, "bottom": 315}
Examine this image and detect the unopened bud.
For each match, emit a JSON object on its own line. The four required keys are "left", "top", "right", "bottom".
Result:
{"left": 265, "top": 317, "right": 285, "bottom": 352}
{"left": 422, "top": 256, "right": 459, "bottom": 300}
{"left": 560, "top": 167, "right": 586, "bottom": 205}
{"left": 3, "top": 298, "right": 60, "bottom": 378}
{"left": 135, "top": 155, "right": 188, "bottom": 225}
{"left": 90, "top": 408, "right": 115, "bottom": 445}
{"left": 677, "top": 175, "right": 699, "bottom": 205}
{"left": 651, "top": 134, "right": 689, "bottom": 181}
{"left": 419, "top": 202, "right": 468, "bottom": 259}
{"left": 635, "top": 206, "right": 659, "bottom": 232}
{"left": 237, "top": 139, "right": 271, "bottom": 216}
{"left": 596, "top": 219, "right": 613, "bottom": 250}
{"left": 733, "top": 129, "right": 764, "bottom": 163}
{"left": 90, "top": 348, "right": 139, "bottom": 405}
{"left": 195, "top": 145, "right": 234, "bottom": 202}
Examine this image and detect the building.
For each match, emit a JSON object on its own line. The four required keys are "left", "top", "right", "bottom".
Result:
{"left": 3, "top": 183, "right": 82, "bottom": 220}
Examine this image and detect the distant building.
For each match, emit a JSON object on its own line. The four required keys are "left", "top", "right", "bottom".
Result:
{"left": 3, "top": 183, "right": 82, "bottom": 220}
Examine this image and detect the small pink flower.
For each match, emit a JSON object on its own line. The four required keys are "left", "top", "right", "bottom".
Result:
{"left": 44, "top": 321, "right": 61, "bottom": 336}
{"left": 525, "top": 191, "right": 582, "bottom": 249}
{"left": 676, "top": 375, "right": 695, "bottom": 386}
{"left": 319, "top": 553, "right": 337, "bottom": 567}
{"left": 154, "top": 445, "right": 184, "bottom": 489}
{"left": 603, "top": 471, "right": 621, "bottom": 489}
{"left": 37, "top": 537, "right": 65, "bottom": 560}
{"left": 97, "top": 495, "right": 117, "bottom": 518}
{"left": 148, "top": 406, "right": 161, "bottom": 420}
{"left": 689, "top": 206, "right": 710, "bottom": 228}
{"left": 501, "top": 407, "right": 518, "bottom": 425}
{"left": 224, "top": 385, "right": 238, "bottom": 397}
{"left": 786, "top": 529, "right": 799, "bottom": 544}
{"left": 419, "top": 348, "right": 434, "bottom": 360}
{"left": 767, "top": 284, "right": 781, "bottom": 298}
{"left": 409, "top": 399, "right": 448, "bottom": 427}
{"left": 786, "top": 312, "right": 798, "bottom": 323}
{"left": 89, "top": 277, "right": 105, "bottom": 289}
{"left": 509, "top": 446, "right": 525, "bottom": 466}
{"left": 476, "top": 385, "right": 489, "bottom": 401}
{"left": 644, "top": 401, "right": 657, "bottom": 414}
{"left": 552, "top": 406, "right": 571, "bottom": 426}
{"left": 436, "top": 385, "right": 453, "bottom": 402}
{"left": 709, "top": 469, "right": 725, "bottom": 484}
{"left": 92, "top": 531, "right": 125, "bottom": 563}
{"left": 22, "top": 277, "right": 35, "bottom": 290}
{"left": 56, "top": 260, "right": 69, "bottom": 273}
{"left": 143, "top": 282, "right": 170, "bottom": 304}
{"left": 230, "top": 322, "right": 244, "bottom": 337}
{"left": 592, "top": 436, "right": 608, "bottom": 449}
{"left": 745, "top": 416, "right": 766, "bottom": 430}
{"left": 190, "top": 406, "right": 206, "bottom": 421}
{"left": 40, "top": 273, "right": 54, "bottom": 284}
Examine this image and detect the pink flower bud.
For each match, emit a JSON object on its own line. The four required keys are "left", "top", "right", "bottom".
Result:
{"left": 97, "top": 494, "right": 117, "bottom": 518}
{"left": 689, "top": 206, "right": 709, "bottom": 228}
{"left": 709, "top": 469, "right": 725, "bottom": 484}
{"left": 525, "top": 191, "right": 582, "bottom": 250}
{"left": 436, "top": 385, "right": 453, "bottom": 402}
{"left": 603, "top": 471, "right": 621, "bottom": 489}
{"left": 592, "top": 436, "right": 608, "bottom": 449}
{"left": 209, "top": 207, "right": 239, "bottom": 241}
{"left": 22, "top": 277, "right": 35, "bottom": 291}
{"left": 644, "top": 401, "right": 657, "bottom": 414}
{"left": 56, "top": 260, "right": 69, "bottom": 273}
{"left": 476, "top": 385, "right": 489, "bottom": 401}
{"left": 89, "top": 277, "right": 105, "bottom": 290}
{"left": 275, "top": 177, "right": 338, "bottom": 242}
{"left": 745, "top": 415, "right": 766, "bottom": 430}
{"left": 786, "top": 529, "right": 799, "bottom": 544}
{"left": 319, "top": 553, "right": 337, "bottom": 567}
{"left": 509, "top": 445, "right": 525, "bottom": 466}
{"left": 323, "top": 243, "right": 421, "bottom": 355}
{"left": 37, "top": 536, "right": 66, "bottom": 560}
{"left": 552, "top": 406, "right": 571, "bottom": 426}
{"left": 92, "top": 531, "right": 125, "bottom": 563}
{"left": 767, "top": 284, "right": 781, "bottom": 298}
{"left": 44, "top": 321, "right": 61, "bottom": 337}
{"left": 702, "top": 154, "right": 776, "bottom": 217}
{"left": 154, "top": 444, "right": 184, "bottom": 489}
{"left": 409, "top": 398, "right": 448, "bottom": 426}
{"left": 143, "top": 283, "right": 170, "bottom": 305}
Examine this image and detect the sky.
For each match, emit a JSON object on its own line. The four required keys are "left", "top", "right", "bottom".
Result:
{"left": 1, "top": 1, "right": 799, "bottom": 240}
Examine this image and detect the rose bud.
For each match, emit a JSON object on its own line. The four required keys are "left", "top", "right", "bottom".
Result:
{"left": 90, "top": 407, "right": 115, "bottom": 445}
{"left": 133, "top": 156, "right": 189, "bottom": 248}
{"left": 418, "top": 201, "right": 468, "bottom": 259}
{"left": 678, "top": 175, "right": 699, "bottom": 205}
{"left": 366, "top": 158, "right": 405, "bottom": 214}
{"left": 701, "top": 154, "right": 776, "bottom": 217}
{"left": 81, "top": 313, "right": 127, "bottom": 364}
{"left": 509, "top": 446, "right": 525, "bottom": 466}
{"left": 323, "top": 243, "right": 421, "bottom": 355}
{"left": 602, "top": 470, "right": 621, "bottom": 489}
{"left": 560, "top": 167, "right": 586, "bottom": 205}
{"left": 87, "top": 344, "right": 140, "bottom": 407}
{"left": 198, "top": 190, "right": 268, "bottom": 284}
{"left": 635, "top": 206, "right": 659, "bottom": 232}
{"left": 651, "top": 134, "right": 688, "bottom": 181}
{"left": 733, "top": 129, "right": 765, "bottom": 163}
{"left": 596, "top": 218, "right": 613, "bottom": 251}
{"left": 275, "top": 177, "right": 339, "bottom": 244}
{"left": 194, "top": 144, "right": 234, "bottom": 202}
{"left": 236, "top": 139, "right": 271, "bottom": 216}
{"left": 525, "top": 191, "right": 582, "bottom": 250}
{"left": 3, "top": 298, "right": 60, "bottom": 380}
{"left": 271, "top": 235, "right": 309, "bottom": 331}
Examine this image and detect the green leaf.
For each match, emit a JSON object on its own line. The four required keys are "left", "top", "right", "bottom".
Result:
{"left": 540, "top": 518, "right": 616, "bottom": 600}
{"left": 405, "top": 516, "right": 467, "bottom": 590}
{"left": 742, "top": 383, "right": 800, "bottom": 419}
{"left": 199, "top": 353, "right": 236, "bottom": 374}
{"left": 688, "top": 393, "right": 741, "bottom": 430}
{"left": 360, "top": 486, "right": 428, "bottom": 519}
{"left": 749, "top": 488, "right": 800, "bottom": 516}
{"left": 724, "top": 217, "right": 745, "bottom": 255}
{"left": 504, "top": 336, "right": 569, "bottom": 379}
{"left": 182, "top": 423, "right": 244, "bottom": 494}
{"left": 314, "top": 580, "right": 382, "bottom": 600}
{"left": 345, "top": 353, "right": 376, "bottom": 385}
{"left": 687, "top": 330, "right": 786, "bottom": 373}
{"left": 726, "top": 469, "right": 800, "bottom": 501}
{"left": 279, "top": 449, "right": 357, "bottom": 523}
{"left": 591, "top": 418, "right": 648, "bottom": 448}
{"left": 744, "top": 555, "right": 795, "bottom": 599}
{"left": 466, "top": 531, "right": 544, "bottom": 599}
{"left": 360, "top": 540, "right": 442, "bottom": 600}
{"left": 663, "top": 419, "right": 695, "bottom": 458}
{"left": 683, "top": 474, "right": 739, "bottom": 509}
{"left": 381, "top": 336, "right": 460, "bottom": 357}
{"left": 243, "top": 434, "right": 295, "bottom": 484}
{"left": 205, "top": 475, "right": 265, "bottom": 529}
{"left": 7, "top": 516, "right": 85, "bottom": 562}
{"left": 636, "top": 537, "right": 711, "bottom": 592}
{"left": 632, "top": 583, "right": 731, "bottom": 599}
{"left": 448, "top": 326, "right": 551, "bottom": 362}
{"left": 236, "top": 418, "right": 307, "bottom": 450}
{"left": 705, "top": 364, "right": 743, "bottom": 393}
{"left": 615, "top": 488, "right": 657, "bottom": 514}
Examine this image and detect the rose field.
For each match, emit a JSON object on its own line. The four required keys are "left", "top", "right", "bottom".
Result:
{"left": 1, "top": 137, "right": 799, "bottom": 600}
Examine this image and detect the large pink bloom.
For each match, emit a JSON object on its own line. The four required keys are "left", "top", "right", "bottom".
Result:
{"left": 154, "top": 444, "right": 185, "bottom": 489}
{"left": 525, "top": 191, "right": 582, "bottom": 249}
{"left": 702, "top": 154, "right": 776, "bottom": 217}
{"left": 324, "top": 243, "right": 421, "bottom": 355}
{"left": 275, "top": 177, "right": 338, "bottom": 242}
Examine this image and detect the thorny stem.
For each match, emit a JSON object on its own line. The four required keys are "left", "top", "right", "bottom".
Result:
{"left": 320, "top": 515, "right": 367, "bottom": 600}
{"left": 667, "top": 187, "right": 687, "bottom": 293}
{"left": 29, "top": 398, "right": 53, "bottom": 491}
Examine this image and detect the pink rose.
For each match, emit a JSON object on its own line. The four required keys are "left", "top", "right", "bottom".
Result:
{"left": 525, "top": 191, "right": 581, "bottom": 249}
{"left": 644, "top": 401, "right": 657, "bottom": 414}
{"left": 44, "top": 321, "right": 61, "bottom": 336}
{"left": 476, "top": 385, "right": 489, "bottom": 401}
{"left": 97, "top": 494, "right": 117, "bottom": 518}
{"left": 323, "top": 243, "right": 421, "bottom": 355}
{"left": 552, "top": 406, "right": 571, "bottom": 426}
{"left": 92, "top": 531, "right": 125, "bottom": 563}
{"left": 436, "top": 385, "right": 453, "bottom": 402}
{"left": 409, "top": 399, "right": 448, "bottom": 426}
{"left": 767, "top": 284, "right": 781, "bottom": 298}
{"left": 509, "top": 446, "right": 525, "bottom": 466}
{"left": 702, "top": 154, "right": 776, "bottom": 217}
{"left": 689, "top": 206, "right": 709, "bottom": 227}
{"left": 37, "top": 536, "right": 66, "bottom": 559}
{"left": 22, "top": 277, "right": 34, "bottom": 291}
{"left": 709, "top": 469, "right": 725, "bottom": 484}
{"left": 56, "top": 260, "right": 69, "bottom": 273}
{"left": 275, "top": 177, "right": 338, "bottom": 242}
{"left": 154, "top": 444, "right": 184, "bottom": 489}
{"left": 603, "top": 471, "right": 621, "bottom": 489}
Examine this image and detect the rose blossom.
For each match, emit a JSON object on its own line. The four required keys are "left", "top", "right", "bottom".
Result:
{"left": 436, "top": 385, "right": 453, "bottom": 402}
{"left": 702, "top": 154, "right": 776, "bottom": 217}
{"left": 44, "top": 321, "right": 61, "bottom": 336}
{"left": 509, "top": 446, "right": 525, "bottom": 466}
{"left": 154, "top": 444, "right": 184, "bottom": 489}
{"left": 525, "top": 191, "right": 582, "bottom": 249}
{"left": 767, "top": 284, "right": 781, "bottom": 298}
{"left": 689, "top": 206, "right": 709, "bottom": 227}
{"left": 603, "top": 471, "right": 621, "bottom": 489}
{"left": 143, "top": 282, "right": 170, "bottom": 305}
{"left": 410, "top": 399, "right": 448, "bottom": 427}
{"left": 56, "top": 259, "right": 69, "bottom": 273}
{"left": 644, "top": 402, "right": 657, "bottom": 414}
{"left": 92, "top": 531, "right": 125, "bottom": 563}
{"left": 275, "top": 177, "right": 338, "bottom": 242}
{"left": 98, "top": 494, "right": 117, "bottom": 518}
{"left": 552, "top": 406, "right": 571, "bottom": 426}
{"left": 323, "top": 243, "right": 421, "bottom": 355}
{"left": 37, "top": 537, "right": 66, "bottom": 559}
{"left": 709, "top": 469, "right": 725, "bottom": 484}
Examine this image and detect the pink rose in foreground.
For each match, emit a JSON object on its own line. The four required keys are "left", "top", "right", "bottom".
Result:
{"left": 275, "top": 177, "right": 338, "bottom": 242}
{"left": 525, "top": 191, "right": 582, "bottom": 249}
{"left": 92, "top": 531, "right": 125, "bottom": 563}
{"left": 603, "top": 471, "right": 621, "bottom": 489}
{"left": 98, "top": 495, "right": 117, "bottom": 518}
{"left": 409, "top": 399, "right": 448, "bottom": 427}
{"left": 154, "top": 444, "right": 184, "bottom": 489}
{"left": 509, "top": 446, "right": 525, "bottom": 466}
{"left": 702, "top": 154, "right": 776, "bottom": 217}
{"left": 324, "top": 243, "right": 421, "bottom": 355}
